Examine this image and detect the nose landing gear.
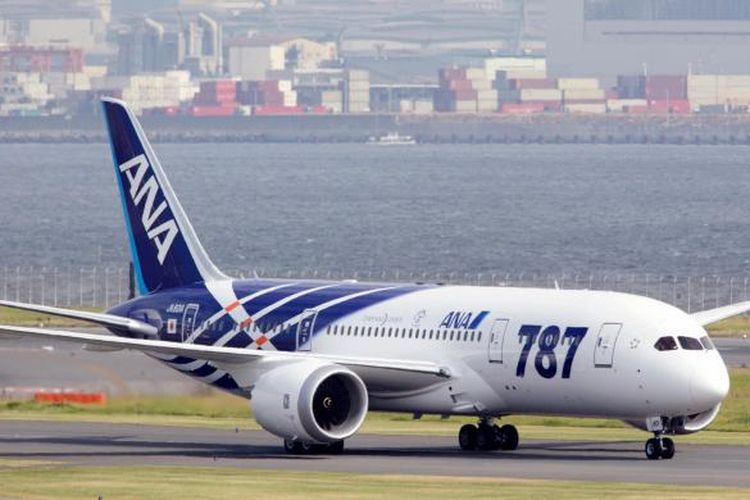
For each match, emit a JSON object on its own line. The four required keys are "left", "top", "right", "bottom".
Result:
{"left": 458, "top": 418, "right": 519, "bottom": 451}
{"left": 645, "top": 435, "right": 675, "bottom": 460}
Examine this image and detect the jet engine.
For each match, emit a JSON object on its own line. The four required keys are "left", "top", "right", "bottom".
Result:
{"left": 251, "top": 360, "right": 369, "bottom": 443}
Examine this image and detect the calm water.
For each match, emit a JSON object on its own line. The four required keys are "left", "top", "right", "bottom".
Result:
{"left": 1, "top": 142, "right": 749, "bottom": 277}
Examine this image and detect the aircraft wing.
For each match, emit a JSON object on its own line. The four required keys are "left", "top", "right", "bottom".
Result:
{"left": 0, "top": 300, "right": 157, "bottom": 338}
{"left": 691, "top": 300, "right": 750, "bottom": 326}
{"left": 0, "top": 324, "right": 450, "bottom": 378}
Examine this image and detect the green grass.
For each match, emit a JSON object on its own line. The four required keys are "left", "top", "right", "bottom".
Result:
{"left": 708, "top": 316, "right": 750, "bottom": 337}
{"left": 0, "top": 306, "right": 99, "bottom": 327}
{"left": 0, "top": 466, "right": 748, "bottom": 499}
{"left": 1, "top": 369, "right": 749, "bottom": 445}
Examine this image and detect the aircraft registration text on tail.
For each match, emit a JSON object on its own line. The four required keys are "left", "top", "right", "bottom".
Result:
{"left": 0, "top": 97, "right": 739, "bottom": 459}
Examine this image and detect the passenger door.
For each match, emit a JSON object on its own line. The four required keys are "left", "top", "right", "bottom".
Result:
{"left": 297, "top": 309, "right": 317, "bottom": 352}
{"left": 181, "top": 304, "right": 200, "bottom": 342}
{"left": 594, "top": 323, "right": 622, "bottom": 367}
{"left": 487, "top": 318, "right": 510, "bottom": 363}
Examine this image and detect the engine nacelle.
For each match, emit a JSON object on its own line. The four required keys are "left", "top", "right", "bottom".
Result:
{"left": 251, "top": 360, "right": 369, "bottom": 443}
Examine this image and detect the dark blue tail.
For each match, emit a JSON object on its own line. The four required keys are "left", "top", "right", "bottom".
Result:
{"left": 101, "top": 98, "right": 226, "bottom": 294}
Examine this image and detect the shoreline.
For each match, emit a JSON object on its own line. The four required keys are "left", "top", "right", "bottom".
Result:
{"left": 3, "top": 113, "right": 750, "bottom": 145}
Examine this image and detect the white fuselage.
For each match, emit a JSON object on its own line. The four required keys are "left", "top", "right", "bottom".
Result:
{"left": 303, "top": 286, "right": 729, "bottom": 426}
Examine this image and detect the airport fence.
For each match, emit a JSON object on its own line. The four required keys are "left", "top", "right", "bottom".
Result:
{"left": 0, "top": 265, "right": 748, "bottom": 314}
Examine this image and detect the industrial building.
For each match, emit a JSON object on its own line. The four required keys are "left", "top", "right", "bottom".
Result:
{"left": 547, "top": 0, "right": 750, "bottom": 78}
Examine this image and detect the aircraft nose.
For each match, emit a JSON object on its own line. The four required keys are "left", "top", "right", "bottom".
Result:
{"left": 690, "top": 355, "right": 730, "bottom": 409}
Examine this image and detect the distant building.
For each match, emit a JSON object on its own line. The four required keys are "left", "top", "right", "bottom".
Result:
{"left": 547, "top": 0, "right": 750, "bottom": 78}
{"left": 0, "top": 1, "right": 109, "bottom": 51}
{"left": 116, "top": 13, "right": 222, "bottom": 76}
{"left": 227, "top": 37, "right": 286, "bottom": 80}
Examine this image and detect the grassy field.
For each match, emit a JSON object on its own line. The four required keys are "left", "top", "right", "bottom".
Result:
{"left": 0, "top": 306, "right": 99, "bottom": 327}
{"left": 1, "top": 368, "right": 749, "bottom": 445}
{"left": 0, "top": 464, "right": 749, "bottom": 499}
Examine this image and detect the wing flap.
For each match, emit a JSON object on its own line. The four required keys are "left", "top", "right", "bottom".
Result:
{"left": 0, "top": 300, "right": 157, "bottom": 338}
{"left": 0, "top": 324, "right": 449, "bottom": 377}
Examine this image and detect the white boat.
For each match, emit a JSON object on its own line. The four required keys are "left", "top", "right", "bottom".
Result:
{"left": 367, "top": 131, "right": 416, "bottom": 145}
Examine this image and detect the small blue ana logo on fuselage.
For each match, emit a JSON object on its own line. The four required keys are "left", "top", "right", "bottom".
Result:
{"left": 439, "top": 310, "right": 490, "bottom": 330}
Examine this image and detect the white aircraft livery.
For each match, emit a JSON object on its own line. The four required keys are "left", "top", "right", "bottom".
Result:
{"left": 0, "top": 98, "right": 739, "bottom": 459}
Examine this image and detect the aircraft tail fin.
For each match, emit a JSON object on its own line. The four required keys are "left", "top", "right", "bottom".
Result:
{"left": 101, "top": 98, "right": 226, "bottom": 295}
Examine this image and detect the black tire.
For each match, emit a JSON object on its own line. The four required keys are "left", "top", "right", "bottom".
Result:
{"left": 476, "top": 425, "right": 499, "bottom": 451}
{"left": 328, "top": 440, "right": 345, "bottom": 454}
{"left": 660, "top": 438, "right": 675, "bottom": 460}
{"left": 498, "top": 424, "right": 519, "bottom": 451}
{"left": 458, "top": 424, "right": 478, "bottom": 451}
{"left": 283, "top": 439, "right": 304, "bottom": 454}
{"left": 645, "top": 438, "right": 662, "bottom": 460}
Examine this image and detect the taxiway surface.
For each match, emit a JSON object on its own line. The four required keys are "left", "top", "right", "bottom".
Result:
{"left": 0, "top": 421, "right": 748, "bottom": 487}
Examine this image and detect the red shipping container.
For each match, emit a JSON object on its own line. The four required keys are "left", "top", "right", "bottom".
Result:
{"left": 309, "top": 105, "right": 329, "bottom": 114}
{"left": 645, "top": 75, "right": 687, "bottom": 100}
{"left": 605, "top": 89, "right": 620, "bottom": 99}
{"left": 439, "top": 68, "right": 467, "bottom": 82}
{"left": 500, "top": 102, "right": 545, "bottom": 114}
{"left": 649, "top": 99, "right": 690, "bottom": 113}
{"left": 200, "top": 80, "right": 236, "bottom": 92}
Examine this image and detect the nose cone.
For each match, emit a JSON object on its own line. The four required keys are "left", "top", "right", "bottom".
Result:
{"left": 690, "top": 355, "right": 730, "bottom": 409}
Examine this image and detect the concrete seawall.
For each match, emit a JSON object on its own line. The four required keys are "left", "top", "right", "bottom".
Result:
{"left": 2, "top": 113, "right": 750, "bottom": 144}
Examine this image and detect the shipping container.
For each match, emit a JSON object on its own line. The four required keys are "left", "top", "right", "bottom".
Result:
{"left": 520, "top": 88, "right": 562, "bottom": 101}
{"left": 558, "top": 78, "right": 600, "bottom": 90}
{"left": 254, "top": 105, "right": 305, "bottom": 115}
{"left": 511, "top": 78, "right": 558, "bottom": 90}
{"left": 439, "top": 68, "right": 467, "bottom": 82}
{"left": 500, "top": 102, "right": 545, "bottom": 114}
{"left": 649, "top": 99, "right": 691, "bottom": 113}
{"left": 607, "top": 98, "right": 648, "bottom": 112}
{"left": 563, "top": 88, "right": 605, "bottom": 100}
{"left": 565, "top": 103, "right": 607, "bottom": 114}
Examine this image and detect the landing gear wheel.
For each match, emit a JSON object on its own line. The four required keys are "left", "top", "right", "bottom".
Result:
{"left": 497, "top": 424, "right": 519, "bottom": 451}
{"left": 458, "top": 424, "right": 478, "bottom": 451}
{"left": 328, "top": 440, "right": 345, "bottom": 455}
{"left": 660, "top": 437, "right": 675, "bottom": 460}
{"left": 283, "top": 439, "right": 304, "bottom": 454}
{"left": 645, "top": 438, "right": 663, "bottom": 460}
{"left": 476, "top": 425, "right": 500, "bottom": 451}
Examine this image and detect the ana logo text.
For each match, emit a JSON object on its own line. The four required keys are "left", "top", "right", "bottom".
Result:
{"left": 119, "top": 154, "right": 179, "bottom": 265}
{"left": 439, "top": 310, "right": 489, "bottom": 330}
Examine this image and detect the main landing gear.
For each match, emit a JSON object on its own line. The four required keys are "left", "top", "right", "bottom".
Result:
{"left": 283, "top": 439, "right": 345, "bottom": 455}
{"left": 458, "top": 418, "right": 519, "bottom": 452}
{"left": 645, "top": 435, "right": 675, "bottom": 460}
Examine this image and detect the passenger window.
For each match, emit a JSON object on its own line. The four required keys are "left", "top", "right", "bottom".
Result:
{"left": 654, "top": 336, "right": 678, "bottom": 351}
{"left": 700, "top": 336, "right": 715, "bottom": 350}
{"left": 678, "top": 336, "right": 703, "bottom": 351}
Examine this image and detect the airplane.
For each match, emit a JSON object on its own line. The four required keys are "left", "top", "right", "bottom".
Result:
{"left": 0, "top": 97, "right": 740, "bottom": 460}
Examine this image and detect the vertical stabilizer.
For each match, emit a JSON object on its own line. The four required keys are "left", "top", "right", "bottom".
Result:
{"left": 101, "top": 98, "right": 226, "bottom": 294}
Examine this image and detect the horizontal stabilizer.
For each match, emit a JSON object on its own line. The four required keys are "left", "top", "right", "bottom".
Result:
{"left": 691, "top": 300, "right": 750, "bottom": 326}
{"left": 0, "top": 324, "right": 450, "bottom": 378}
{"left": 0, "top": 300, "right": 158, "bottom": 338}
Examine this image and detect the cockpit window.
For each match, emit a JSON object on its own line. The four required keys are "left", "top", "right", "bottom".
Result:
{"left": 678, "top": 336, "right": 703, "bottom": 351}
{"left": 654, "top": 336, "right": 678, "bottom": 351}
{"left": 700, "top": 335, "right": 715, "bottom": 350}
